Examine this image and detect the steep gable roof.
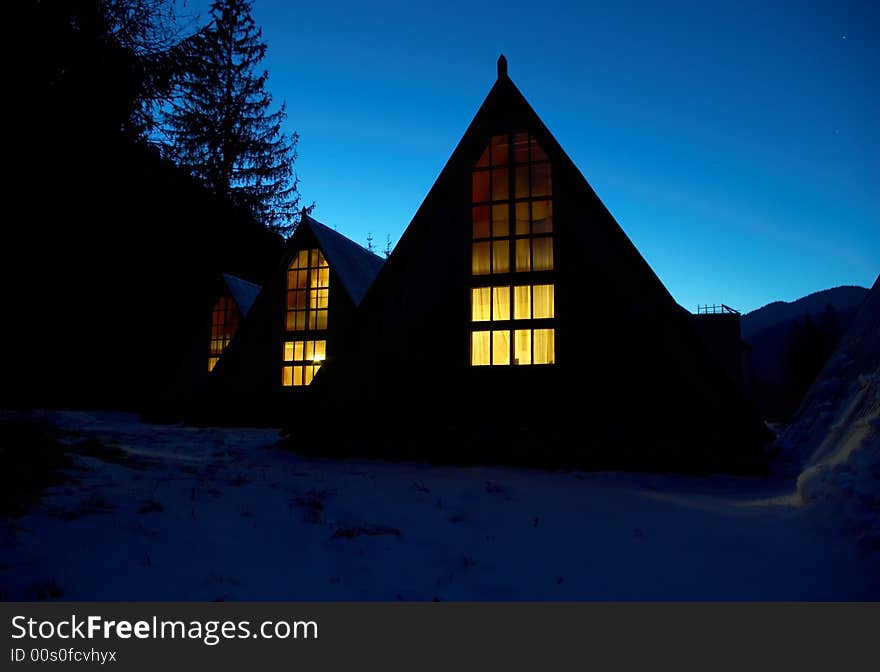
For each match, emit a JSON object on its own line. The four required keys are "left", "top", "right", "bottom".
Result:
{"left": 222, "top": 273, "right": 261, "bottom": 317}
{"left": 300, "top": 213, "right": 385, "bottom": 305}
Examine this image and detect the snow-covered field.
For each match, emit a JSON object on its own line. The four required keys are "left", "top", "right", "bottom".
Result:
{"left": 1, "top": 410, "right": 878, "bottom": 600}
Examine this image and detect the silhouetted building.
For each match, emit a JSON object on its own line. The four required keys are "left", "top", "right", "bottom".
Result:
{"left": 158, "top": 273, "right": 262, "bottom": 419}
{"left": 300, "top": 56, "right": 769, "bottom": 472}
{"left": 193, "top": 213, "right": 384, "bottom": 423}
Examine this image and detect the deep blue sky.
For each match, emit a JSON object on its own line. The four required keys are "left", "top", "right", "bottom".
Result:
{"left": 196, "top": 0, "right": 878, "bottom": 313}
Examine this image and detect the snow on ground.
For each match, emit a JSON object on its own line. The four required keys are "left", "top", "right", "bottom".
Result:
{"left": 1, "top": 410, "right": 878, "bottom": 601}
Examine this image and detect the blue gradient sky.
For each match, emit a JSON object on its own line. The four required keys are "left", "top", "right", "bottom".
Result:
{"left": 199, "top": 0, "right": 878, "bottom": 313}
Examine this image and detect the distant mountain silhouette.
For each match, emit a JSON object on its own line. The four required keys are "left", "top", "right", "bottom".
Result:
{"left": 742, "top": 286, "right": 868, "bottom": 340}
{"left": 742, "top": 285, "right": 869, "bottom": 422}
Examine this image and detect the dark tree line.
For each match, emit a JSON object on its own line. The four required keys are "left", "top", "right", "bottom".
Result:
{"left": 5, "top": 1, "right": 289, "bottom": 410}
{"left": 760, "top": 304, "right": 844, "bottom": 422}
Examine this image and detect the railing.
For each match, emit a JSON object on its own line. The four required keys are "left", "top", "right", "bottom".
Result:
{"left": 695, "top": 303, "right": 740, "bottom": 315}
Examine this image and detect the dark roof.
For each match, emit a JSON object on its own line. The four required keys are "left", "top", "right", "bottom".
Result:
{"left": 302, "top": 213, "right": 385, "bottom": 305}
{"left": 222, "top": 273, "right": 261, "bottom": 316}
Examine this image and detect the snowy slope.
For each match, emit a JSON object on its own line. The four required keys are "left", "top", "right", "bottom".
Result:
{"left": 779, "top": 275, "right": 880, "bottom": 546}
{"left": 2, "top": 410, "right": 877, "bottom": 600}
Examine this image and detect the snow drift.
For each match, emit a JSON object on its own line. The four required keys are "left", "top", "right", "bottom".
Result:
{"left": 779, "top": 274, "right": 880, "bottom": 546}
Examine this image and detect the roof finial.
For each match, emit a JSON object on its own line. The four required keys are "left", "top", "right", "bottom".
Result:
{"left": 497, "top": 54, "right": 508, "bottom": 80}
{"left": 301, "top": 206, "right": 309, "bottom": 220}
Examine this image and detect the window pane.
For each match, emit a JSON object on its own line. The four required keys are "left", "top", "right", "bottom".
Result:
{"left": 492, "top": 286, "right": 510, "bottom": 321}
{"left": 287, "top": 270, "right": 296, "bottom": 289}
{"left": 513, "top": 132, "right": 529, "bottom": 163}
{"left": 530, "top": 136, "right": 549, "bottom": 162}
{"left": 472, "top": 241, "right": 491, "bottom": 275}
{"left": 295, "top": 311, "right": 306, "bottom": 331}
{"left": 531, "top": 163, "right": 552, "bottom": 197}
{"left": 315, "top": 309, "right": 328, "bottom": 330}
{"left": 515, "top": 238, "right": 531, "bottom": 272}
{"left": 293, "top": 365, "right": 304, "bottom": 386}
{"left": 294, "top": 341, "right": 304, "bottom": 361}
{"left": 492, "top": 167, "right": 509, "bottom": 201}
{"left": 315, "top": 250, "right": 328, "bottom": 268}
{"left": 297, "top": 270, "right": 308, "bottom": 289}
{"left": 317, "top": 267, "right": 329, "bottom": 288}
{"left": 532, "top": 236, "right": 554, "bottom": 271}
{"left": 532, "top": 199, "right": 552, "bottom": 233}
{"left": 492, "top": 204, "right": 509, "bottom": 237}
{"left": 472, "top": 170, "right": 490, "bottom": 202}
{"left": 491, "top": 134, "right": 508, "bottom": 166}
{"left": 472, "top": 205, "right": 490, "bottom": 238}
{"left": 471, "top": 287, "right": 491, "bottom": 321}
{"left": 514, "top": 285, "right": 531, "bottom": 319}
{"left": 282, "top": 366, "right": 293, "bottom": 386}
{"left": 285, "top": 312, "right": 295, "bottom": 330}
{"left": 492, "top": 330, "right": 510, "bottom": 365}
{"left": 314, "top": 340, "right": 326, "bottom": 361}
{"left": 471, "top": 330, "right": 490, "bottom": 366}
{"left": 284, "top": 342, "right": 294, "bottom": 362}
{"left": 305, "top": 340, "right": 314, "bottom": 361}
{"left": 514, "top": 166, "right": 529, "bottom": 199}
{"left": 514, "top": 329, "right": 531, "bottom": 365}
{"left": 209, "top": 357, "right": 219, "bottom": 372}
{"left": 533, "top": 284, "right": 555, "bottom": 319}
{"left": 492, "top": 240, "right": 510, "bottom": 273}
{"left": 296, "top": 249, "right": 309, "bottom": 268}
{"left": 515, "top": 202, "right": 530, "bottom": 235}
{"left": 534, "top": 329, "right": 555, "bottom": 364}
{"left": 476, "top": 145, "right": 490, "bottom": 168}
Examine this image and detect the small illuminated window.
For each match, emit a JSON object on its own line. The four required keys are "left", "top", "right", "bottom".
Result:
{"left": 208, "top": 295, "right": 240, "bottom": 371}
{"left": 286, "top": 248, "right": 329, "bottom": 332}
{"left": 469, "top": 283, "right": 555, "bottom": 366}
{"left": 470, "top": 328, "right": 554, "bottom": 366}
{"left": 281, "top": 339, "right": 326, "bottom": 386}
{"left": 284, "top": 248, "right": 330, "bottom": 385}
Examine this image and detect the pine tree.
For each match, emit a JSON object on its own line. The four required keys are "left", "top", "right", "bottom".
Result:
{"left": 163, "top": 0, "right": 302, "bottom": 233}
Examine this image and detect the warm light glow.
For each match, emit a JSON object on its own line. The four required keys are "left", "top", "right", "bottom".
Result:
{"left": 470, "top": 132, "right": 556, "bottom": 367}
{"left": 514, "top": 329, "right": 531, "bottom": 365}
{"left": 281, "top": 339, "right": 327, "bottom": 386}
{"left": 533, "top": 284, "right": 555, "bottom": 319}
{"left": 472, "top": 330, "right": 491, "bottom": 366}
{"left": 208, "top": 295, "right": 240, "bottom": 371}
{"left": 534, "top": 329, "right": 555, "bottom": 364}
{"left": 284, "top": 248, "right": 330, "bottom": 384}
{"left": 286, "top": 248, "right": 329, "bottom": 333}
{"left": 492, "top": 330, "right": 510, "bottom": 365}
{"left": 472, "top": 287, "right": 491, "bottom": 321}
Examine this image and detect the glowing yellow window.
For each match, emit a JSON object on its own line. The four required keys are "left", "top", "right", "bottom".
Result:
{"left": 492, "top": 330, "right": 510, "bottom": 365}
{"left": 208, "top": 295, "right": 240, "bottom": 371}
{"left": 492, "top": 286, "right": 510, "bottom": 321}
{"left": 472, "top": 287, "right": 491, "bottom": 321}
{"left": 514, "top": 285, "right": 531, "bottom": 319}
{"left": 471, "top": 331, "right": 491, "bottom": 366}
{"left": 281, "top": 339, "right": 327, "bottom": 386}
{"left": 514, "top": 329, "right": 531, "bottom": 365}
{"left": 533, "top": 285, "right": 555, "bottom": 319}
{"left": 534, "top": 329, "right": 555, "bottom": 364}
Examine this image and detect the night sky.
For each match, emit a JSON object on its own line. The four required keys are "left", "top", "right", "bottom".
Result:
{"left": 192, "top": 0, "right": 878, "bottom": 313}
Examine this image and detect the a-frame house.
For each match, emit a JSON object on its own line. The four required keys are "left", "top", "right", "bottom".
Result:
{"left": 201, "top": 212, "right": 384, "bottom": 424}
{"left": 304, "top": 56, "right": 770, "bottom": 472}
{"left": 156, "top": 272, "right": 261, "bottom": 420}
